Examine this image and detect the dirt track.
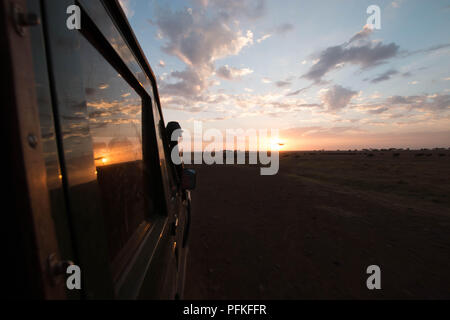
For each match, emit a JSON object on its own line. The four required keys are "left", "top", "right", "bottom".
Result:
{"left": 184, "top": 153, "right": 450, "bottom": 299}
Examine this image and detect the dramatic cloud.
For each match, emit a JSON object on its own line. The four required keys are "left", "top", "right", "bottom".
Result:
{"left": 216, "top": 65, "right": 254, "bottom": 80}
{"left": 303, "top": 27, "right": 400, "bottom": 83}
{"left": 154, "top": 3, "right": 258, "bottom": 100}
{"left": 155, "top": 7, "right": 254, "bottom": 67}
{"left": 147, "top": 0, "right": 449, "bottom": 141}
{"left": 321, "top": 85, "right": 358, "bottom": 112}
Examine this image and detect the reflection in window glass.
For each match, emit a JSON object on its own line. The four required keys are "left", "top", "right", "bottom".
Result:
{"left": 80, "top": 37, "right": 150, "bottom": 262}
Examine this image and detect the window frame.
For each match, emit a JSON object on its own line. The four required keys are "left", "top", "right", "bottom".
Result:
{"left": 41, "top": 0, "right": 177, "bottom": 298}
{"left": 78, "top": 1, "right": 173, "bottom": 288}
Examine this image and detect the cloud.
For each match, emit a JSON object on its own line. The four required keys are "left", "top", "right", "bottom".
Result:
{"left": 160, "top": 66, "right": 218, "bottom": 100}
{"left": 161, "top": 66, "right": 213, "bottom": 98}
{"left": 367, "top": 107, "right": 389, "bottom": 114}
{"left": 159, "top": 87, "right": 324, "bottom": 118}
{"left": 282, "top": 127, "right": 450, "bottom": 150}
{"left": 256, "top": 23, "right": 294, "bottom": 44}
{"left": 257, "top": 34, "right": 272, "bottom": 43}
{"left": 302, "top": 27, "right": 400, "bottom": 83}
{"left": 159, "top": 60, "right": 166, "bottom": 67}
{"left": 387, "top": 93, "right": 450, "bottom": 111}
{"left": 321, "top": 85, "right": 358, "bottom": 112}
{"left": 155, "top": 6, "right": 254, "bottom": 67}
{"left": 348, "top": 25, "right": 373, "bottom": 45}
{"left": 275, "top": 80, "right": 291, "bottom": 88}
{"left": 261, "top": 77, "right": 271, "bottom": 83}
{"left": 153, "top": 3, "right": 259, "bottom": 101}
{"left": 285, "top": 85, "right": 313, "bottom": 97}
{"left": 193, "top": 0, "right": 267, "bottom": 20}
{"left": 369, "top": 66, "right": 426, "bottom": 82}
{"left": 370, "top": 69, "right": 399, "bottom": 83}
{"left": 282, "top": 126, "right": 365, "bottom": 140}
{"left": 216, "top": 65, "right": 254, "bottom": 80}
{"left": 352, "top": 93, "right": 450, "bottom": 117}
{"left": 273, "top": 23, "right": 294, "bottom": 34}
{"left": 406, "top": 43, "right": 450, "bottom": 57}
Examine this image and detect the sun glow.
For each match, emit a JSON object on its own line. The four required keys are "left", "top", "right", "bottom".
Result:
{"left": 270, "top": 138, "right": 286, "bottom": 151}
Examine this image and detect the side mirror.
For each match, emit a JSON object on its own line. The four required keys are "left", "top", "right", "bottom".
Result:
{"left": 166, "top": 121, "right": 182, "bottom": 141}
{"left": 181, "top": 169, "right": 197, "bottom": 191}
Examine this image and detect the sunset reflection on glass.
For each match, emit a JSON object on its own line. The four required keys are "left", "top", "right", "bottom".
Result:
{"left": 81, "top": 36, "right": 147, "bottom": 262}
{"left": 86, "top": 89, "right": 143, "bottom": 168}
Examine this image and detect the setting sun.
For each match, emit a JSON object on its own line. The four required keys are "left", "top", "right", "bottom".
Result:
{"left": 270, "top": 138, "right": 286, "bottom": 151}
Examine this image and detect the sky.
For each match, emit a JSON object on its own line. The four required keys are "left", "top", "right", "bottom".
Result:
{"left": 118, "top": 0, "right": 450, "bottom": 150}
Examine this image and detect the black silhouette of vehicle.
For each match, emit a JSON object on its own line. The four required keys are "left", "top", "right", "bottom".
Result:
{"left": 2, "top": 0, "right": 195, "bottom": 299}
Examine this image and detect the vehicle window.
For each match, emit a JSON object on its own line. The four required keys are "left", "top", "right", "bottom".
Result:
{"left": 80, "top": 36, "right": 152, "bottom": 262}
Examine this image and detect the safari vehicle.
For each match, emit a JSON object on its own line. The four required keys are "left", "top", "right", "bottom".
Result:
{"left": 2, "top": 0, "right": 194, "bottom": 299}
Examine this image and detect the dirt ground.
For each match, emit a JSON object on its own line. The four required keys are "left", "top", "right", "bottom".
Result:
{"left": 184, "top": 151, "right": 450, "bottom": 299}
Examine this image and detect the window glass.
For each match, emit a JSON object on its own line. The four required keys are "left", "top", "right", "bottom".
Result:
{"left": 80, "top": 36, "right": 151, "bottom": 261}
